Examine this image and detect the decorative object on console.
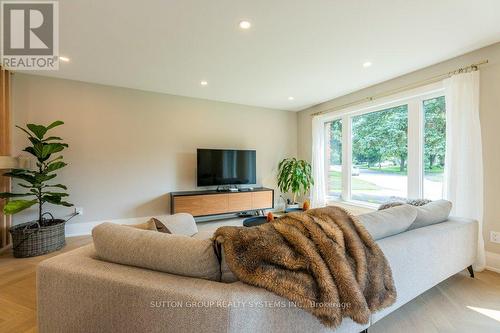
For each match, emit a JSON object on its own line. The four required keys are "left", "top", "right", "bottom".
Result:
{"left": 266, "top": 212, "right": 274, "bottom": 222}
{"left": 277, "top": 157, "right": 314, "bottom": 211}
{"left": 0, "top": 121, "right": 74, "bottom": 257}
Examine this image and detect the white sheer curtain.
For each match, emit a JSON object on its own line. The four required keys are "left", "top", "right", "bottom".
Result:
{"left": 444, "top": 71, "right": 485, "bottom": 271}
{"left": 311, "top": 115, "right": 326, "bottom": 208}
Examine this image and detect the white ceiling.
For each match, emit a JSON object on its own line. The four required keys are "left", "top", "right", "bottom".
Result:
{"left": 26, "top": 0, "right": 500, "bottom": 111}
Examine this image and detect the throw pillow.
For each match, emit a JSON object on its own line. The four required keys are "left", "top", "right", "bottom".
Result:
{"left": 151, "top": 213, "right": 198, "bottom": 236}
{"left": 149, "top": 217, "right": 171, "bottom": 233}
{"left": 379, "top": 198, "right": 432, "bottom": 210}
{"left": 357, "top": 204, "right": 418, "bottom": 240}
{"left": 92, "top": 222, "right": 220, "bottom": 281}
{"left": 408, "top": 200, "right": 452, "bottom": 230}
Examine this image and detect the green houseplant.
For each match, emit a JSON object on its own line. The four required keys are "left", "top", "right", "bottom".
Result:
{"left": 0, "top": 121, "right": 73, "bottom": 257}
{"left": 277, "top": 158, "right": 314, "bottom": 209}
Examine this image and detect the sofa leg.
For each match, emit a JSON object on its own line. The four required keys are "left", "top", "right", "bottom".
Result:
{"left": 360, "top": 330, "right": 368, "bottom": 333}
{"left": 467, "top": 265, "right": 474, "bottom": 278}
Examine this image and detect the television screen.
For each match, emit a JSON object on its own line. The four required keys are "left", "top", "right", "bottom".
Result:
{"left": 197, "top": 149, "right": 256, "bottom": 187}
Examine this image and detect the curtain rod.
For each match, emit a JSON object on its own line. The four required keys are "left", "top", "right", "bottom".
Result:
{"left": 310, "top": 59, "right": 488, "bottom": 117}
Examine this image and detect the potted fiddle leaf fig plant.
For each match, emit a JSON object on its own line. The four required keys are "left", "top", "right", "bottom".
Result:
{"left": 0, "top": 121, "right": 73, "bottom": 258}
{"left": 277, "top": 157, "right": 314, "bottom": 211}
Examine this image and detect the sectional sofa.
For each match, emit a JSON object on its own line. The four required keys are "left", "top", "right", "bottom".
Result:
{"left": 37, "top": 203, "right": 477, "bottom": 333}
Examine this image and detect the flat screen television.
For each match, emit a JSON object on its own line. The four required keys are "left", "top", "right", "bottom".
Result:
{"left": 197, "top": 149, "right": 256, "bottom": 187}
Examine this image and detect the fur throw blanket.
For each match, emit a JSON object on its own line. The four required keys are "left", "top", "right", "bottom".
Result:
{"left": 214, "top": 206, "right": 396, "bottom": 328}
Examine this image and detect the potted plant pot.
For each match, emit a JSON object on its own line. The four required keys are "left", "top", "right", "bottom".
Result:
{"left": 9, "top": 218, "right": 66, "bottom": 258}
{"left": 277, "top": 157, "right": 314, "bottom": 212}
{"left": 285, "top": 203, "right": 301, "bottom": 210}
{"left": 1, "top": 121, "right": 73, "bottom": 258}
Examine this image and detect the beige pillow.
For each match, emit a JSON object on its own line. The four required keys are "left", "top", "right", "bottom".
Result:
{"left": 358, "top": 204, "right": 417, "bottom": 240}
{"left": 125, "top": 219, "right": 158, "bottom": 231}
{"left": 92, "top": 222, "right": 220, "bottom": 281}
{"left": 152, "top": 214, "right": 198, "bottom": 236}
{"left": 149, "top": 217, "right": 171, "bottom": 233}
{"left": 408, "top": 200, "right": 452, "bottom": 230}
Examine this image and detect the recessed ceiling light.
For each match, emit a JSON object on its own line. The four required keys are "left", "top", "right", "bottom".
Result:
{"left": 200, "top": 80, "right": 208, "bottom": 86}
{"left": 239, "top": 20, "right": 251, "bottom": 29}
{"left": 288, "top": 96, "right": 295, "bottom": 101}
{"left": 59, "top": 56, "right": 70, "bottom": 62}
{"left": 363, "top": 61, "right": 372, "bottom": 68}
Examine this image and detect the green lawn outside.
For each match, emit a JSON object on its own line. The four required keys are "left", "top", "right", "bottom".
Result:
{"left": 328, "top": 171, "right": 380, "bottom": 191}
{"left": 364, "top": 165, "right": 444, "bottom": 176}
{"left": 424, "top": 166, "right": 445, "bottom": 174}
{"left": 366, "top": 165, "right": 407, "bottom": 175}
{"left": 328, "top": 164, "right": 444, "bottom": 194}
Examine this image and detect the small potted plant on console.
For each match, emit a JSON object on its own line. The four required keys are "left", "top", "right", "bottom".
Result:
{"left": 0, "top": 121, "right": 73, "bottom": 258}
{"left": 277, "top": 157, "right": 314, "bottom": 212}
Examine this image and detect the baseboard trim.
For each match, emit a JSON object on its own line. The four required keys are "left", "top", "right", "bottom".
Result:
{"left": 0, "top": 244, "right": 12, "bottom": 254}
{"left": 65, "top": 213, "right": 249, "bottom": 237}
{"left": 65, "top": 215, "right": 159, "bottom": 237}
{"left": 485, "top": 251, "right": 500, "bottom": 273}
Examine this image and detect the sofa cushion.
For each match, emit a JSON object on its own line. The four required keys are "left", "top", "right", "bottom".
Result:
{"left": 408, "top": 200, "right": 452, "bottom": 230}
{"left": 92, "top": 222, "right": 220, "bottom": 281}
{"left": 357, "top": 204, "right": 417, "bottom": 240}
{"left": 152, "top": 213, "right": 198, "bottom": 236}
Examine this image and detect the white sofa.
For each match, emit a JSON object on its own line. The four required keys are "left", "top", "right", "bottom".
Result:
{"left": 37, "top": 211, "right": 477, "bottom": 333}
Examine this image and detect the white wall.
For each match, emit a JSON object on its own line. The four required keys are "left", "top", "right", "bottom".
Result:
{"left": 11, "top": 74, "right": 297, "bottom": 228}
{"left": 297, "top": 42, "right": 500, "bottom": 256}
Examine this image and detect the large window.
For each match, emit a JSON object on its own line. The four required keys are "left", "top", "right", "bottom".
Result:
{"left": 423, "top": 96, "right": 446, "bottom": 199}
{"left": 323, "top": 86, "right": 446, "bottom": 206}
{"left": 351, "top": 105, "right": 408, "bottom": 204}
{"left": 325, "top": 119, "right": 342, "bottom": 198}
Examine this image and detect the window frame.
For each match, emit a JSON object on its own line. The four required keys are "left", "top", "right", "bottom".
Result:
{"left": 321, "top": 82, "right": 445, "bottom": 207}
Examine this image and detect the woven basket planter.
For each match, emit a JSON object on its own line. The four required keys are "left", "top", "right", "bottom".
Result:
{"left": 9, "top": 219, "right": 66, "bottom": 258}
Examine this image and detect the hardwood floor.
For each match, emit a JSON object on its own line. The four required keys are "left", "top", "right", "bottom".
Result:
{"left": 0, "top": 236, "right": 92, "bottom": 333}
{"left": 0, "top": 235, "right": 499, "bottom": 333}
{"left": 371, "top": 270, "right": 500, "bottom": 333}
